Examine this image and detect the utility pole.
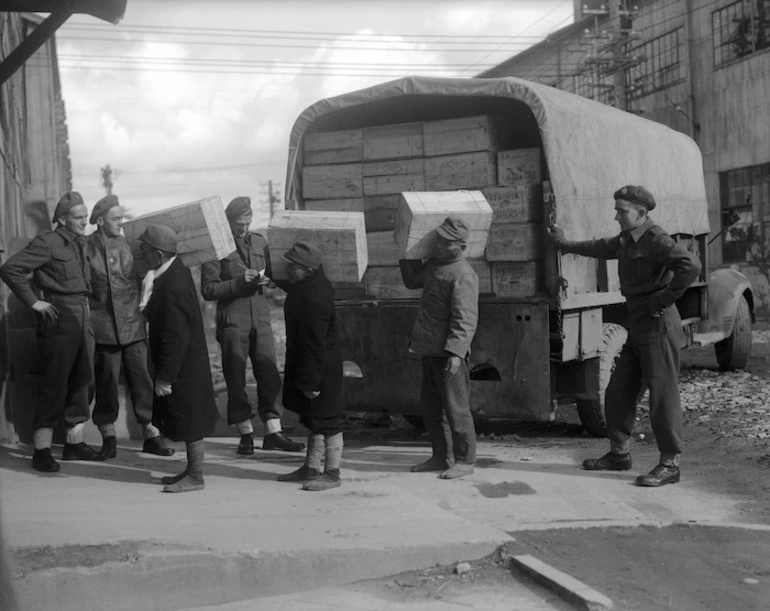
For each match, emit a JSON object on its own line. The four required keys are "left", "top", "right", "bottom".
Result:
{"left": 100, "top": 164, "right": 114, "bottom": 195}
{"left": 609, "top": 1, "right": 628, "bottom": 111}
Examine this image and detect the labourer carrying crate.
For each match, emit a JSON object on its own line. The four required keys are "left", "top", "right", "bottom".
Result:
{"left": 548, "top": 185, "right": 701, "bottom": 487}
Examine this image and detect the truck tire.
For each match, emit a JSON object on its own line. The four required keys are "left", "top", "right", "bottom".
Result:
{"left": 715, "top": 294, "right": 752, "bottom": 371}
{"left": 576, "top": 323, "right": 628, "bottom": 437}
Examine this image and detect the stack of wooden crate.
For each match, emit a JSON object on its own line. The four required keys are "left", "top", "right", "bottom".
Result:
{"left": 300, "top": 114, "right": 544, "bottom": 300}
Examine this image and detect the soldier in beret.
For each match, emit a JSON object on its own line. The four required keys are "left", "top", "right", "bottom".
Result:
{"left": 87, "top": 195, "right": 174, "bottom": 459}
{"left": 201, "top": 196, "right": 304, "bottom": 455}
{"left": 0, "top": 191, "right": 102, "bottom": 471}
{"left": 548, "top": 185, "right": 701, "bottom": 487}
{"left": 399, "top": 216, "right": 480, "bottom": 480}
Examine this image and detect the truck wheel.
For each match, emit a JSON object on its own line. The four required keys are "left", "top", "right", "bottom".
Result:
{"left": 576, "top": 323, "right": 628, "bottom": 438}
{"left": 715, "top": 295, "right": 752, "bottom": 371}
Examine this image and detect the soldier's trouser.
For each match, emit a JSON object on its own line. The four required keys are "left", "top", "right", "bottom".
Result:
{"left": 34, "top": 295, "right": 93, "bottom": 430}
{"left": 219, "top": 321, "right": 282, "bottom": 426}
{"left": 92, "top": 340, "right": 154, "bottom": 428}
{"left": 605, "top": 305, "right": 683, "bottom": 456}
{"left": 420, "top": 356, "right": 476, "bottom": 465}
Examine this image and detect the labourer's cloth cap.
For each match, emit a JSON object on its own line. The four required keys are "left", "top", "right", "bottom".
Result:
{"left": 436, "top": 215, "right": 470, "bottom": 242}
{"left": 138, "top": 224, "right": 178, "bottom": 254}
{"left": 89, "top": 194, "right": 120, "bottom": 224}
{"left": 225, "top": 196, "right": 252, "bottom": 219}
{"left": 614, "top": 185, "right": 656, "bottom": 211}
{"left": 281, "top": 240, "right": 322, "bottom": 270}
{"left": 53, "top": 191, "right": 85, "bottom": 223}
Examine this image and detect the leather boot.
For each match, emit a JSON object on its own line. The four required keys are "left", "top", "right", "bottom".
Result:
{"left": 98, "top": 436, "right": 117, "bottom": 460}
{"left": 302, "top": 468, "right": 341, "bottom": 491}
{"left": 32, "top": 448, "right": 60, "bottom": 472}
{"left": 237, "top": 433, "right": 254, "bottom": 455}
{"left": 636, "top": 464, "right": 680, "bottom": 487}
{"left": 582, "top": 451, "right": 632, "bottom": 471}
{"left": 263, "top": 432, "right": 305, "bottom": 452}
{"left": 277, "top": 464, "right": 322, "bottom": 482}
{"left": 143, "top": 436, "right": 175, "bottom": 456}
{"left": 62, "top": 442, "right": 105, "bottom": 461}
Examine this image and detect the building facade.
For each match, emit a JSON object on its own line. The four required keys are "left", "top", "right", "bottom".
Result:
{"left": 0, "top": 12, "right": 71, "bottom": 442}
{"left": 480, "top": 0, "right": 770, "bottom": 306}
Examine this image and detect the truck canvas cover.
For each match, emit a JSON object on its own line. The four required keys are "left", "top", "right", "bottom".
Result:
{"left": 285, "top": 76, "right": 710, "bottom": 242}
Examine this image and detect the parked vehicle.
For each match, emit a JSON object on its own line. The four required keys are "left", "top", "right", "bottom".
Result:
{"left": 283, "top": 76, "right": 754, "bottom": 436}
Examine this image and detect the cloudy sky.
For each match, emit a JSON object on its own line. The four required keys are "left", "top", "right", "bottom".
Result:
{"left": 57, "top": 0, "right": 574, "bottom": 227}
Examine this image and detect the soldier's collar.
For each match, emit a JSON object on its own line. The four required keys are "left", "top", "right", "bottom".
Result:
{"left": 628, "top": 218, "right": 655, "bottom": 243}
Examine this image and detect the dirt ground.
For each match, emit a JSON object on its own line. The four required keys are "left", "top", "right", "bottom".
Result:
{"left": 332, "top": 325, "right": 770, "bottom": 610}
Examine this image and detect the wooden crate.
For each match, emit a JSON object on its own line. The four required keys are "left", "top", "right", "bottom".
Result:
{"left": 365, "top": 266, "right": 423, "bottom": 300}
{"left": 424, "top": 152, "right": 497, "bottom": 190}
{"left": 497, "top": 148, "right": 541, "bottom": 186}
{"left": 366, "top": 231, "right": 401, "bottom": 266}
{"left": 423, "top": 115, "right": 509, "bottom": 157}
{"left": 304, "top": 129, "right": 363, "bottom": 166}
{"left": 394, "top": 190, "right": 493, "bottom": 259}
{"left": 267, "top": 210, "right": 367, "bottom": 283}
{"left": 122, "top": 195, "right": 235, "bottom": 267}
{"left": 302, "top": 163, "right": 363, "bottom": 199}
{"left": 362, "top": 158, "right": 425, "bottom": 196}
{"left": 363, "top": 122, "right": 424, "bottom": 161}
{"left": 303, "top": 198, "right": 363, "bottom": 213}
{"left": 363, "top": 194, "right": 401, "bottom": 232}
{"left": 485, "top": 223, "right": 543, "bottom": 262}
{"left": 481, "top": 185, "right": 542, "bottom": 223}
{"left": 490, "top": 261, "right": 540, "bottom": 298}
{"left": 467, "top": 257, "right": 492, "bottom": 295}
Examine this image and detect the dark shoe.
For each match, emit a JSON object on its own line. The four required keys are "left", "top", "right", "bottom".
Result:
{"left": 582, "top": 451, "right": 632, "bottom": 471}
{"left": 32, "top": 448, "right": 60, "bottom": 472}
{"left": 636, "top": 464, "right": 680, "bottom": 487}
{"left": 161, "top": 470, "right": 188, "bottom": 485}
{"left": 163, "top": 475, "right": 204, "bottom": 493}
{"left": 302, "top": 469, "right": 341, "bottom": 491}
{"left": 62, "top": 442, "right": 105, "bottom": 461}
{"left": 143, "top": 436, "right": 175, "bottom": 457}
{"left": 237, "top": 433, "right": 254, "bottom": 455}
{"left": 98, "top": 436, "right": 117, "bottom": 460}
{"left": 411, "top": 457, "right": 451, "bottom": 472}
{"left": 277, "top": 464, "right": 322, "bottom": 482}
{"left": 263, "top": 432, "right": 306, "bottom": 452}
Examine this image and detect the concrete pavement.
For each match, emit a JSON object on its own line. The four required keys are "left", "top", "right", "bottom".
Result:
{"left": 0, "top": 434, "right": 745, "bottom": 610}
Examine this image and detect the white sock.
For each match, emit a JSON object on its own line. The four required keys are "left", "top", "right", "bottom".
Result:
{"left": 143, "top": 423, "right": 160, "bottom": 440}
{"left": 265, "top": 419, "right": 282, "bottom": 435}
{"left": 33, "top": 427, "right": 53, "bottom": 450}
{"left": 98, "top": 423, "right": 116, "bottom": 439}
{"left": 66, "top": 422, "right": 85, "bottom": 445}
{"left": 235, "top": 420, "right": 254, "bottom": 435}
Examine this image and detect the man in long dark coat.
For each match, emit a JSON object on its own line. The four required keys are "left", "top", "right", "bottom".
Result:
{"left": 87, "top": 194, "right": 174, "bottom": 458}
{"left": 201, "top": 196, "right": 303, "bottom": 454}
{"left": 275, "top": 241, "right": 344, "bottom": 491}
{"left": 138, "top": 225, "right": 219, "bottom": 493}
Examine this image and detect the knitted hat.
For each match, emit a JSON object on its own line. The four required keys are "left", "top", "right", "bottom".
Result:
{"left": 281, "top": 240, "right": 322, "bottom": 270}
{"left": 138, "top": 224, "right": 178, "bottom": 254}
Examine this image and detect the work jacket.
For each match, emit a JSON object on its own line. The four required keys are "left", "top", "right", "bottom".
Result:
{"left": 400, "top": 255, "right": 479, "bottom": 358}
{"left": 87, "top": 232, "right": 146, "bottom": 345}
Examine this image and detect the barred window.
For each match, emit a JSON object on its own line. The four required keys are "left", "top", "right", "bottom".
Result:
{"left": 720, "top": 163, "right": 770, "bottom": 263}
{"left": 626, "top": 28, "right": 684, "bottom": 99}
{"left": 571, "top": 71, "right": 614, "bottom": 105}
{"left": 713, "top": 0, "right": 770, "bottom": 67}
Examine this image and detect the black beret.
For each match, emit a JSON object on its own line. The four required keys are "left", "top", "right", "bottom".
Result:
{"left": 89, "top": 194, "right": 120, "bottom": 224}
{"left": 436, "top": 215, "right": 470, "bottom": 242}
{"left": 614, "top": 185, "right": 656, "bottom": 211}
{"left": 52, "top": 191, "right": 85, "bottom": 223}
{"left": 225, "top": 196, "right": 252, "bottom": 219}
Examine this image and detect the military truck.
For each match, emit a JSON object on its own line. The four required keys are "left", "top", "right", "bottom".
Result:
{"left": 282, "top": 76, "right": 754, "bottom": 436}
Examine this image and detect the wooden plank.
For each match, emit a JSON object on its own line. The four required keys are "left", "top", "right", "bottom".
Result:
{"left": 122, "top": 195, "right": 235, "bottom": 267}
{"left": 481, "top": 185, "right": 543, "bottom": 223}
{"left": 302, "top": 163, "right": 363, "bottom": 199}
{"left": 267, "top": 210, "right": 367, "bottom": 282}
{"left": 485, "top": 223, "right": 543, "bottom": 262}
{"left": 423, "top": 115, "right": 510, "bottom": 156}
{"left": 363, "top": 194, "right": 401, "bottom": 232}
{"left": 362, "top": 158, "right": 425, "bottom": 195}
{"left": 366, "top": 231, "right": 401, "bottom": 266}
{"left": 497, "top": 148, "right": 542, "bottom": 186}
{"left": 424, "top": 151, "right": 497, "bottom": 190}
{"left": 363, "top": 122, "right": 424, "bottom": 161}
{"left": 468, "top": 257, "right": 492, "bottom": 295}
{"left": 394, "top": 190, "right": 494, "bottom": 259}
{"left": 490, "top": 261, "right": 540, "bottom": 298}
{"left": 304, "top": 129, "right": 363, "bottom": 165}
{"left": 365, "top": 266, "right": 423, "bottom": 300}
{"left": 303, "top": 198, "right": 364, "bottom": 213}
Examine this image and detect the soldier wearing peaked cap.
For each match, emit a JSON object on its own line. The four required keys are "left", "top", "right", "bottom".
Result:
{"left": 138, "top": 225, "right": 219, "bottom": 493}
{"left": 87, "top": 195, "right": 174, "bottom": 460}
{"left": 0, "top": 191, "right": 103, "bottom": 472}
{"left": 548, "top": 185, "right": 701, "bottom": 487}
{"left": 399, "top": 215, "right": 480, "bottom": 480}
{"left": 201, "top": 196, "right": 305, "bottom": 456}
